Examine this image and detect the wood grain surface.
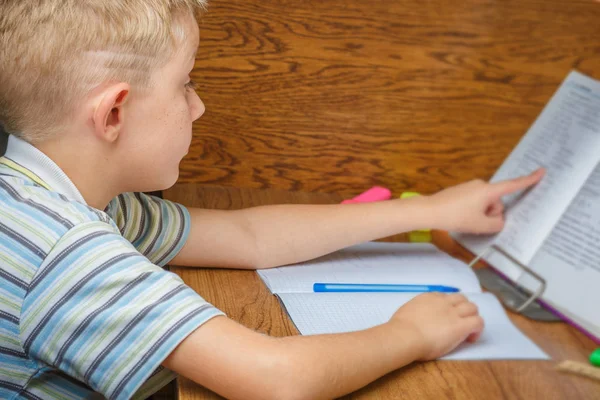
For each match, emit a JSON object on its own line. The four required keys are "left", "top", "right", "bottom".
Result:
{"left": 165, "top": 184, "right": 600, "bottom": 400}
{"left": 181, "top": 0, "right": 600, "bottom": 197}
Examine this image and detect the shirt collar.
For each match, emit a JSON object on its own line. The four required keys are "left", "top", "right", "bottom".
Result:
{"left": 3, "top": 135, "right": 87, "bottom": 204}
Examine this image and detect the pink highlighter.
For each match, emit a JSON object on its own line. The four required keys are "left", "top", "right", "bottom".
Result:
{"left": 341, "top": 186, "right": 392, "bottom": 204}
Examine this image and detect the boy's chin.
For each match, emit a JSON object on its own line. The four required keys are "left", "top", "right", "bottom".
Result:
{"left": 155, "top": 171, "right": 180, "bottom": 191}
{"left": 134, "top": 170, "right": 180, "bottom": 193}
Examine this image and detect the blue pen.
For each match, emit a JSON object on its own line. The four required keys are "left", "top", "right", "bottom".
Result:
{"left": 313, "top": 283, "right": 460, "bottom": 293}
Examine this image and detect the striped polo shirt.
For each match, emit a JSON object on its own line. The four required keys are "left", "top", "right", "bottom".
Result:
{"left": 0, "top": 135, "right": 223, "bottom": 399}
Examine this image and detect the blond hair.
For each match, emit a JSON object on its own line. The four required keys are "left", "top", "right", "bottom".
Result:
{"left": 0, "top": 0, "right": 207, "bottom": 143}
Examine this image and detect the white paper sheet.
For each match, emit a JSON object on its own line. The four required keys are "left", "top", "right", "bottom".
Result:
{"left": 517, "top": 162, "right": 600, "bottom": 338}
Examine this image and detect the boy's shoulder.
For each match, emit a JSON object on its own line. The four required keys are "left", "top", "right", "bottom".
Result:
{"left": 0, "top": 173, "right": 116, "bottom": 242}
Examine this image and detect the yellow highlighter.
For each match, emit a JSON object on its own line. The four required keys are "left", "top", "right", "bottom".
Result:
{"left": 400, "top": 192, "right": 432, "bottom": 243}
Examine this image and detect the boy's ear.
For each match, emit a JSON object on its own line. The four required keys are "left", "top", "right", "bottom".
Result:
{"left": 92, "top": 83, "right": 130, "bottom": 143}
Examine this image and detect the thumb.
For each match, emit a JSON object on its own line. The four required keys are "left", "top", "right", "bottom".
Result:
{"left": 490, "top": 168, "right": 545, "bottom": 198}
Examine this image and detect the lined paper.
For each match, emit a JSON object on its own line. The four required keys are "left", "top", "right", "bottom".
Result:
{"left": 278, "top": 292, "right": 549, "bottom": 360}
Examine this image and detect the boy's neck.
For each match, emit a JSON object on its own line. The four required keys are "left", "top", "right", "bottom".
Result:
{"left": 35, "top": 136, "right": 122, "bottom": 210}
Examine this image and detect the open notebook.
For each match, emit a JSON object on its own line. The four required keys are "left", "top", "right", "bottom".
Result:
{"left": 258, "top": 242, "right": 548, "bottom": 360}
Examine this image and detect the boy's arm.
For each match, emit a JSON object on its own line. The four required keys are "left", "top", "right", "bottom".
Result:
{"left": 169, "top": 196, "right": 432, "bottom": 269}
{"left": 169, "top": 169, "right": 545, "bottom": 269}
{"left": 162, "top": 292, "right": 483, "bottom": 400}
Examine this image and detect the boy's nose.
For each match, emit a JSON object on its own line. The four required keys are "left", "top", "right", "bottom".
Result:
{"left": 192, "top": 95, "right": 205, "bottom": 121}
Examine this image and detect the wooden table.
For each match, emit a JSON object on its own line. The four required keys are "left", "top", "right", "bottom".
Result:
{"left": 165, "top": 184, "right": 600, "bottom": 400}
{"left": 181, "top": 0, "right": 600, "bottom": 197}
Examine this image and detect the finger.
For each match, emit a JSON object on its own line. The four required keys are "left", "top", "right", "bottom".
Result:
{"left": 491, "top": 168, "right": 545, "bottom": 198}
{"left": 455, "top": 302, "right": 479, "bottom": 318}
{"left": 486, "top": 201, "right": 504, "bottom": 217}
{"left": 481, "top": 215, "right": 505, "bottom": 234}
{"left": 462, "top": 316, "right": 484, "bottom": 342}
{"left": 466, "top": 330, "right": 481, "bottom": 343}
{"left": 447, "top": 293, "right": 468, "bottom": 306}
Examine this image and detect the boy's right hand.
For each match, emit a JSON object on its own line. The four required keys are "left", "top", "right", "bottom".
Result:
{"left": 427, "top": 168, "right": 545, "bottom": 234}
{"left": 389, "top": 292, "right": 484, "bottom": 361}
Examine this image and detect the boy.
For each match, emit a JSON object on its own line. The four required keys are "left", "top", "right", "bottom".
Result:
{"left": 0, "top": 1, "right": 544, "bottom": 399}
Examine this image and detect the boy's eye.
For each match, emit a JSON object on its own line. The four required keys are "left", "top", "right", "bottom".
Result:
{"left": 185, "top": 80, "right": 198, "bottom": 91}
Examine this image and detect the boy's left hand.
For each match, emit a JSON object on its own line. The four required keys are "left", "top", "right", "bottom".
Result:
{"left": 428, "top": 168, "right": 545, "bottom": 234}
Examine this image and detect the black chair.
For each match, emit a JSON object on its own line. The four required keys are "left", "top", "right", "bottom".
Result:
{"left": 0, "top": 124, "right": 7, "bottom": 156}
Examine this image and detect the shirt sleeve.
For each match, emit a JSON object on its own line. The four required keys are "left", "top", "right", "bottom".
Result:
{"left": 105, "top": 192, "right": 190, "bottom": 267}
{"left": 20, "top": 221, "right": 224, "bottom": 400}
